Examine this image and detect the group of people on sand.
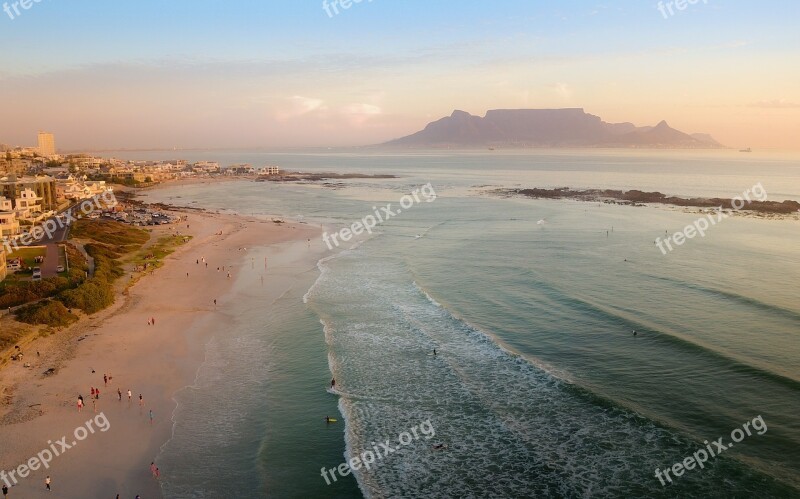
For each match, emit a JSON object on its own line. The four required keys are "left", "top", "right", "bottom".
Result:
{"left": 64, "top": 374, "right": 154, "bottom": 497}
{"left": 77, "top": 388, "right": 145, "bottom": 413}
{"left": 76, "top": 371, "right": 147, "bottom": 416}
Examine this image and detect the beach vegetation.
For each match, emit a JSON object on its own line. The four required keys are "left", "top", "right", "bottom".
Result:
{"left": 14, "top": 300, "right": 78, "bottom": 328}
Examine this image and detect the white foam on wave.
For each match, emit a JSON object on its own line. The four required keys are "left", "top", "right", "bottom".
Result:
{"left": 302, "top": 253, "right": 338, "bottom": 304}
{"left": 303, "top": 235, "right": 373, "bottom": 304}
{"left": 411, "top": 280, "right": 575, "bottom": 384}
{"left": 309, "top": 251, "right": 764, "bottom": 498}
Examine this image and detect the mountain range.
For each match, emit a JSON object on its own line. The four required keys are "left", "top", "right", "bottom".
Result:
{"left": 382, "top": 108, "right": 724, "bottom": 149}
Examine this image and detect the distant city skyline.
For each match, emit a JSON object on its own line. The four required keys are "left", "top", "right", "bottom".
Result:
{"left": 0, "top": 1, "right": 798, "bottom": 150}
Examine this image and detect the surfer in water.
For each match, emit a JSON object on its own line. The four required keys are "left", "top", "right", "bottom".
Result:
{"left": 330, "top": 378, "right": 336, "bottom": 390}
{"left": 325, "top": 416, "right": 336, "bottom": 424}
{"left": 433, "top": 348, "right": 437, "bottom": 356}
{"left": 633, "top": 330, "right": 638, "bottom": 336}
{"left": 432, "top": 443, "right": 448, "bottom": 450}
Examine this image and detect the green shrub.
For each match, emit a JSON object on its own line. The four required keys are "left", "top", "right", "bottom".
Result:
{"left": 58, "top": 281, "right": 115, "bottom": 314}
{"left": 56, "top": 243, "right": 127, "bottom": 314}
{"left": 0, "top": 278, "right": 62, "bottom": 309}
{"left": 14, "top": 300, "right": 78, "bottom": 327}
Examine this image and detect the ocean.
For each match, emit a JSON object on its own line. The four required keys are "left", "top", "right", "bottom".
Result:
{"left": 134, "top": 150, "right": 800, "bottom": 498}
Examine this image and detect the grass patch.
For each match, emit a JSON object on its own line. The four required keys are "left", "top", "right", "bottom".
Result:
{"left": 133, "top": 234, "right": 192, "bottom": 270}
{"left": 10, "top": 246, "right": 47, "bottom": 269}
{"left": 71, "top": 219, "right": 149, "bottom": 248}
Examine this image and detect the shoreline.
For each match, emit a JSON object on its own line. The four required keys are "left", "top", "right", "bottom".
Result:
{"left": 0, "top": 201, "right": 319, "bottom": 497}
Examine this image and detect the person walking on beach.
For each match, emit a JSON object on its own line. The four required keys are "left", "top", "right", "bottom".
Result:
{"left": 77, "top": 395, "right": 84, "bottom": 412}
{"left": 2, "top": 484, "right": 8, "bottom": 497}
{"left": 104, "top": 374, "right": 108, "bottom": 386}
{"left": 95, "top": 387, "right": 100, "bottom": 400}
{"left": 139, "top": 394, "right": 144, "bottom": 407}
{"left": 152, "top": 317, "right": 155, "bottom": 326}
{"left": 127, "top": 389, "right": 132, "bottom": 403}
{"left": 91, "top": 387, "right": 95, "bottom": 398}
{"left": 150, "top": 462, "right": 157, "bottom": 477}
{"left": 118, "top": 388, "right": 122, "bottom": 401}
{"left": 149, "top": 409, "right": 154, "bottom": 425}
{"left": 45, "top": 475, "right": 51, "bottom": 491}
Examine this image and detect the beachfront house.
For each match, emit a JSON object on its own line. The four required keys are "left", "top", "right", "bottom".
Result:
{"left": 191, "top": 161, "right": 220, "bottom": 174}
{"left": 258, "top": 166, "right": 281, "bottom": 176}
{"left": 13, "top": 188, "right": 44, "bottom": 221}
{"left": 0, "top": 196, "right": 21, "bottom": 240}
{"left": 56, "top": 178, "right": 92, "bottom": 200}
{"left": 225, "top": 164, "right": 255, "bottom": 175}
{"left": 85, "top": 180, "right": 110, "bottom": 195}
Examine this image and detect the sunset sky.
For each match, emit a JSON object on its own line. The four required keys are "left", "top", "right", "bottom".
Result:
{"left": 0, "top": 0, "right": 798, "bottom": 150}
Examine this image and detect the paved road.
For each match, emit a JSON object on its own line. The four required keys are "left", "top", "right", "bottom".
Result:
{"left": 41, "top": 243, "right": 61, "bottom": 278}
{"left": 38, "top": 208, "right": 75, "bottom": 244}
{"left": 20, "top": 205, "right": 77, "bottom": 278}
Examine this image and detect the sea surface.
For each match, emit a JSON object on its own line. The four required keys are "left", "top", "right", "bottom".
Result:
{"left": 135, "top": 150, "right": 800, "bottom": 498}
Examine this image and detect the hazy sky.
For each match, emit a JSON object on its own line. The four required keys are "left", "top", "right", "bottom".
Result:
{"left": 0, "top": 0, "right": 798, "bottom": 150}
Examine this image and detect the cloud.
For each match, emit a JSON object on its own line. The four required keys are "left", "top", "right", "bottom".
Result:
{"left": 275, "top": 96, "right": 328, "bottom": 121}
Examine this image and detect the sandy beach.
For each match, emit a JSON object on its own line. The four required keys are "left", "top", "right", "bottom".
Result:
{"left": 0, "top": 206, "right": 319, "bottom": 498}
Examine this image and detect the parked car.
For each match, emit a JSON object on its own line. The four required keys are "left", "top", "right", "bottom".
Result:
{"left": 57, "top": 265, "right": 65, "bottom": 273}
{"left": 32, "top": 267, "right": 42, "bottom": 280}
